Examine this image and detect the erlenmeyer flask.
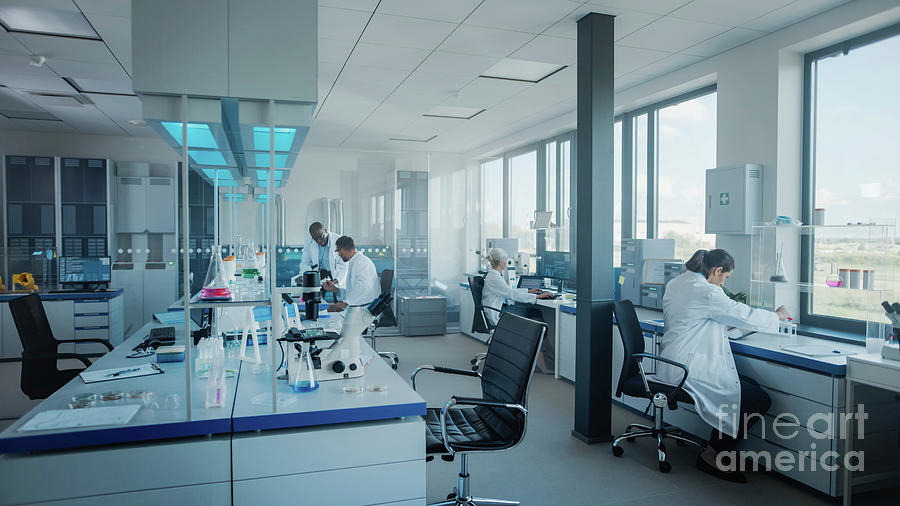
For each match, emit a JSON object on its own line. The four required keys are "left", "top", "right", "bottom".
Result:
{"left": 242, "top": 240, "right": 260, "bottom": 279}
{"left": 770, "top": 244, "right": 787, "bottom": 283}
{"left": 201, "top": 245, "right": 232, "bottom": 300}
{"left": 291, "top": 342, "right": 319, "bottom": 393}
{"left": 826, "top": 263, "right": 842, "bottom": 287}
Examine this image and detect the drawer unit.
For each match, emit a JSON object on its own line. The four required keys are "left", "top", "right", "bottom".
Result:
{"left": 733, "top": 353, "right": 835, "bottom": 405}
{"left": 74, "top": 315, "right": 109, "bottom": 328}
{"left": 398, "top": 296, "right": 447, "bottom": 336}
{"left": 73, "top": 300, "right": 109, "bottom": 314}
{"left": 640, "top": 285, "right": 663, "bottom": 310}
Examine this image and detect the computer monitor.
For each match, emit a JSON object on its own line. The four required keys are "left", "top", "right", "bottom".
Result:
{"left": 541, "top": 251, "right": 570, "bottom": 280}
{"left": 59, "top": 256, "right": 111, "bottom": 285}
{"left": 517, "top": 275, "right": 544, "bottom": 290}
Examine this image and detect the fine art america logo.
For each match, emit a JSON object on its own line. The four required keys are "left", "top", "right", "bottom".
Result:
{"left": 716, "top": 403, "right": 868, "bottom": 473}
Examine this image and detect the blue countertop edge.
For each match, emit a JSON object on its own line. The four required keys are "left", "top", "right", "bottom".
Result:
{"left": 0, "top": 289, "right": 123, "bottom": 302}
{"left": 0, "top": 417, "right": 231, "bottom": 454}
{"left": 729, "top": 341, "right": 846, "bottom": 376}
{"left": 232, "top": 401, "right": 427, "bottom": 432}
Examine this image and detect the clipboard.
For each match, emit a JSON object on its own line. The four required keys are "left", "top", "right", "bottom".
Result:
{"left": 80, "top": 363, "right": 164, "bottom": 384}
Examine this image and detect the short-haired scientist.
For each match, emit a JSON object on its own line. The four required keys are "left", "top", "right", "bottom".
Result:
{"left": 660, "top": 249, "right": 791, "bottom": 482}
{"left": 322, "top": 236, "right": 380, "bottom": 312}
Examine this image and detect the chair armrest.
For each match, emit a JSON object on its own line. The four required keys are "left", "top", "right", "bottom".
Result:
{"left": 57, "top": 338, "right": 114, "bottom": 351}
{"left": 436, "top": 396, "right": 527, "bottom": 454}
{"left": 23, "top": 352, "right": 92, "bottom": 368}
{"left": 483, "top": 305, "right": 503, "bottom": 313}
{"left": 410, "top": 365, "right": 480, "bottom": 390}
{"left": 631, "top": 352, "right": 689, "bottom": 401}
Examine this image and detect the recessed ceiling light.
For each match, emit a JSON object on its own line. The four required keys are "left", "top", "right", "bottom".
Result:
{"left": 480, "top": 59, "right": 567, "bottom": 83}
{"left": 129, "top": 120, "right": 148, "bottom": 127}
{"left": 0, "top": 4, "right": 100, "bottom": 40}
{"left": 29, "top": 55, "right": 45, "bottom": 67}
{"left": 423, "top": 105, "right": 485, "bottom": 120}
{"left": 388, "top": 135, "right": 437, "bottom": 143}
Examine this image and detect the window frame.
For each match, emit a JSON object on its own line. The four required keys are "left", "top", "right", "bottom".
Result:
{"left": 799, "top": 22, "right": 900, "bottom": 335}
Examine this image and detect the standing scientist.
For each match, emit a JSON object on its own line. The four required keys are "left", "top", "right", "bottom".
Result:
{"left": 299, "top": 222, "right": 346, "bottom": 284}
{"left": 660, "top": 249, "right": 790, "bottom": 483}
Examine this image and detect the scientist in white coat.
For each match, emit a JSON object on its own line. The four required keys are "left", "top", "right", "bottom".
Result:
{"left": 322, "top": 236, "right": 380, "bottom": 312}
{"left": 482, "top": 248, "right": 555, "bottom": 370}
{"left": 660, "top": 249, "right": 789, "bottom": 483}
{"left": 299, "top": 222, "right": 346, "bottom": 284}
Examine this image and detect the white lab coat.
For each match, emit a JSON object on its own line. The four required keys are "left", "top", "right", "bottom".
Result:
{"left": 299, "top": 234, "right": 347, "bottom": 284}
{"left": 338, "top": 251, "right": 381, "bottom": 307}
{"left": 659, "top": 271, "right": 779, "bottom": 437}
{"left": 482, "top": 269, "right": 537, "bottom": 326}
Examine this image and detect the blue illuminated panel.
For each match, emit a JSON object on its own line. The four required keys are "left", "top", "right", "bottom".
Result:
{"left": 253, "top": 153, "right": 288, "bottom": 168}
{"left": 253, "top": 127, "right": 296, "bottom": 151}
{"left": 162, "top": 122, "right": 218, "bottom": 149}
{"left": 189, "top": 150, "right": 227, "bottom": 166}
{"left": 255, "top": 169, "right": 285, "bottom": 181}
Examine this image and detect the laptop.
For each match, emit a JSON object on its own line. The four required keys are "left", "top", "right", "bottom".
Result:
{"left": 517, "top": 275, "right": 544, "bottom": 290}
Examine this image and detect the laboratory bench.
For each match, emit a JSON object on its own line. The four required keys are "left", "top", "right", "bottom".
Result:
{"left": 0, "top": 310, "right": 426, "bottom": 506}
{"left": 0, "top": 289, "right": 124, "bottom": 360}
{"left": 458, "top": 277, "right": 900, "bottom": 497}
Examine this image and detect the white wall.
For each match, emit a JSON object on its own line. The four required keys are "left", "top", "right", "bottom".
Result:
{"left": 468, "top": 0, "right": 900, "bottom": 298}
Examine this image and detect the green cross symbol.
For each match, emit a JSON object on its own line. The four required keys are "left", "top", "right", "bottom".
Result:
{"left": 719, "top": 192, "right": 730, "bottom": 205}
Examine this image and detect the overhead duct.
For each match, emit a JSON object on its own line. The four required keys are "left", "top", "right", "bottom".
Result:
{"left": 131, "top": 0, "right": 317, "bottom": 187}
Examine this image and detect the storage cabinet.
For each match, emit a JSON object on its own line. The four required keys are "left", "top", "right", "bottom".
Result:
{"left": 60, "top": 158, "right": 109, "bottom": 257}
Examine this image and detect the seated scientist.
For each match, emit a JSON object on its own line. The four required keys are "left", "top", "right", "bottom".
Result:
{"left": 481, "top": 247, "right": 555, "bottom": 371}
{"left": 660, "top": 249, "right": 790, "bottom": 483}
{"left": 299, "top": 222, "right": 346, "bottom": 284}
{"left": 322, "top": 236, "right": 380, "bottom": 313}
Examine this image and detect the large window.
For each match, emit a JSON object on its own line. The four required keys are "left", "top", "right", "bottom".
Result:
{"left": 802, "top": 25, "right": 900, "bottom": 331}
{"left": 508, "top": 149, "right": 538, "bottom": 273}
{"left": 613, "top": 121, "right": 622, "bottom": 265}
{"left": 481, "top": 158, "right": 503, "bottom": 245}
{"left": 633, "top": 114, "right": 649, "bottom": 239}
{"left": 657, "top": 92, "right": 718, "bottom": 260}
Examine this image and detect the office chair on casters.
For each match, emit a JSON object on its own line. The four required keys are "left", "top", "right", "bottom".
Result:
{"left": 8, "top": 293, "right": 113, "bottom": 400}
{"left": 367, "top": 269, "right": 399, "bottom": 369}
{"left": 412, "top": 313, "right": 546, "bottom": 505}
{"left": 467, "top": 275, "right": 502, "bottom": 372}
{"left": 611, "top": 300, "right": 706, "bottom": 473}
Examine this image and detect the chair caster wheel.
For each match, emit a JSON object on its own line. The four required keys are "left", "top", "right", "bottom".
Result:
{"left": 391, "top": 364, "right": 398, "bottom": 370}
{"left": 659, "top": 460, "right": 671, "bottom": 473}
{"left": 612, "top": 445, "right": 624, "bottom": 457}
{"left": 470, "top": 359, "right": 477, "bottom": 365}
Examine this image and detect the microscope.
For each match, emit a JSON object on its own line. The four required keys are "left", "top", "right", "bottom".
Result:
{"left": 284, "top": 293, "right": 392, "bottom": 382}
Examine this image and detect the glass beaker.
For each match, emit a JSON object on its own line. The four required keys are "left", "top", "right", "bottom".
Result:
{"left": 291, "top": 342, "right": 319, "bottom": 393}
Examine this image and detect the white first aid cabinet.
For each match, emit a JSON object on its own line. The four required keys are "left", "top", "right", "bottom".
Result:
{"left": 705, "top": 164, "right": 762, "bottom": 235}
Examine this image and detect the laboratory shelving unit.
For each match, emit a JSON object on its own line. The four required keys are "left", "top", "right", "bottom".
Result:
{"left": 394, "top": 170, "right": 429, "bottom": 299}
{"left": 750, "top": 223, "right": 896, "bottom": 339}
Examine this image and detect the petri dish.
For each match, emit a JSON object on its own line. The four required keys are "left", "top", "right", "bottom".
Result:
{"left": 367, "top": 384, "right": 388, "bottom": 393}
{"left": 343, "top": 385, "right": 364, "bottom": 394}
{"left": 69, "top": 399, "right": 95, "bottom": 409}
{"left": 126, "top": 390, "right": 149, "bottom": 400}
{"left": 100, "top": 391, "right": 124, "bottom": 401}
{"left": 72, "top": 392, "right": 97, "bottom": 403}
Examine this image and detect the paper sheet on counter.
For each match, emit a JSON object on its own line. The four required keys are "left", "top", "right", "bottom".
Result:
{"left": 19, "top": 405, "right": 141, "bottom": 432}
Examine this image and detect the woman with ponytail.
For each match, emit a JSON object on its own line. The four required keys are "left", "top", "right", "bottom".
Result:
{"left": 660, "top": 249, "right": 790, "bottom": 482}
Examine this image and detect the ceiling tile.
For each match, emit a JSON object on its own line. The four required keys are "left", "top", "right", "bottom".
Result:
{"left": 7, "top": 118, "right": 75, "bottom": 133}
{"left": 318, "top": 0, "right": 380, "bottom": 12}
{"left": 42, "top": 104, "right": 125, "bottom": 135}
{"left": 87, "top": 93, "right": 141, "bottom": 119}
{"left": 682, "top": 27, "right": 768, "bottom": 57}
{"left": 70, "top": 77, "right": 133, "bottom": 94}
{"left": 632, "top": 52, "right": 704, "bottom": 76}
{"left": 347, "top": 42, "right": 429, "bottom": 71}
{"left": 615, "top": 71, "right": 653, "bottom": 91}
{"left": 337, "top": 65, "right": 409, "bottom": 98}
{"left": 613, "top": 45, "right": 670, "bottom": 73}
{"left": 48, "top": 59, "right": 129, "bottom": 81}
{"left": 511, "top": 35, "right": 576, "bottom": 65}
{"left": 401, "top": 115, "right": 458, "bottom": 136}
{"left": 318, "top": 6, "right": 372, "bottom": 41}
{"left": 341, "top": 129, "right": 387, "bottom": 149}
{"left": 613, "top": 10, "right": 663, "bottom": 40}
{"left": 539, "top": 64, "right": 576, "bottom": 89}
{"left": 593, "top": 0, "right": 692, "bottom": 15}
{"left": 319, "top": 37, "right": 356, "bottom": 64}
{"left": 361, "top": 103, "right": 421, "bottom": 133}
{"left": 671, "top": 0, "right": 794, "bottom": 27}
{"left": 0, "top": 27, "right": 29, "bottom": 55}
{"left": 305, "top": 120, "right": 356, "bottom": 147}
{"left": 0, "top": 72, "right": 73, "bottom": 92}
{"left": 319, "top": 62, "right": 343, "bottom": 84}
{"left": 617, "top": 16, "right": 731, "bottom": 52}
{"left": 416, "top": 51, "right": 499, "bottom": 78}
{"left": 743, "top": 0, "right": 849, "bottom": 32}
{"left": 458, "top": 77, "right": 531, "bottom": 102}
{"left": 108, "top": 42, "right": 131, "bottom": 75}
{"left": 11, "top": 33, "right": 119, "bottom": 64}
{"left": 465, "top": 0, "right": 582, "bottom": 34}
{"left": 401, "top": 71, "right": 474, "bottom": 93}
{"left": 388, "top": 83, "right": 455, "bottom": 108}
{"left": 73, "top": 0, "right": 131, "bottom": 17}
{"left": 360, "top": 14, "right": 456, "bottom": 50}
{"left": 439, "top": 25, "right": 534, "bottom": 58}
{"left": 84, "top": 13, "right": 130, "bottom": 44}
{"left": 377, "top": 0, "right": 483, "bottom": 23}
{"left": 542, "top": 1, "right": 624, "bottom": 39}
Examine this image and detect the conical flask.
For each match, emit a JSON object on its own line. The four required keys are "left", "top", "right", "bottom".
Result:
{"left": 201, "top": 245, "right": 232, "bottom": 300}
{"left": 242, "top": 240, "right": 260, "bottom": 279}
{"left": 770, "top": 243, "right": 787, "bottom": 282}
{"left": 291, "top": 342, "right": 319, "bottom": 393}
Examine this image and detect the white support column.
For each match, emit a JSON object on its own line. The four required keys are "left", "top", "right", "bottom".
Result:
{"left": 268, "top": 99, "right": 280, "bottom": 412}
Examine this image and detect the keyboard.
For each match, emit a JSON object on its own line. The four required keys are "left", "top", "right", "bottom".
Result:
{"left": 150, "top": 326, "right": 176, "bottom": 341}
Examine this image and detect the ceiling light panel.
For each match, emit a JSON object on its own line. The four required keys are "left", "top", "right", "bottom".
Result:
{"left": 0, "top": 3, "right": 99, "bottom": 39}
{"left": 66, "top": 77, "right": 134, "bottom": 95}
{"left": 480, "top": 58, "right": 566, "bottom": 83}
{"left": 423, "top": 105, "right": 485, "bottom": 119}
{"left": 388, "top": 135, "right": 437, "bottom": 142}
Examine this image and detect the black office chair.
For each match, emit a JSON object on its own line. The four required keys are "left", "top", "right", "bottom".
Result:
{"left": 412, "top": 313, "right": 546, "bottom": 505}
{"left": 467, "top": 274, "right": 502, "bottom": 371}
{"left": 368, "top": 269, "right": 399, "bottom": 369}
{"left": 8, "top": 293, "right": 113, "bottom": 400}
{"left": 611, "top": 300, "right": 705, "bottom": 472}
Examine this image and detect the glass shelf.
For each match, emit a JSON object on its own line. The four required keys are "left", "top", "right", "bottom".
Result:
{"left": 750, "top": 279, "right": 891, "bottom": 293}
